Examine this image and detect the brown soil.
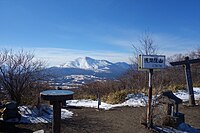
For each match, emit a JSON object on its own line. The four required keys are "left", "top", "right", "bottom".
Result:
{"left": 0, "top": 104, "right": 200, "bottom": 133}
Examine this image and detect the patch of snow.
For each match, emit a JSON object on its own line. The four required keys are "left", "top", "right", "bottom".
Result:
{"left": 18, "top": 105, "right": 73, "bottom": 123}
{"left": 66, "top": 99, "right": 113, "bottom": 110}
{"left": 155, "top": 126, "right": 182, "bottom": 133}
{"left": 174, "top": 87, "right": 200, "bottom": 102}
{"left": 66, "top": 93, "right": 148, "bottom": 110}
{"left": 122, "top": 93, "right": 147, "bottom": 107}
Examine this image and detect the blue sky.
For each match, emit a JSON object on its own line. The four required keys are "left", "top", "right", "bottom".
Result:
{"left": 0, "top": 0, "right": 199, "bottom": 66}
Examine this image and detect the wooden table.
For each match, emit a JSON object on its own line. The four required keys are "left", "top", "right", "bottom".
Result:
{"left": 40, "top": 90, "right": 74, "bottom": 133}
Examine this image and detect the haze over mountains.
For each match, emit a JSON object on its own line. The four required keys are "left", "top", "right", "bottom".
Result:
{"left": 46, "top": 57, "right": 131, "bottom": 88}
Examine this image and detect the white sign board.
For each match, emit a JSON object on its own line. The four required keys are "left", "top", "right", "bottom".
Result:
{"left": 138, "top": 55, "right": 165, "bottom": 70}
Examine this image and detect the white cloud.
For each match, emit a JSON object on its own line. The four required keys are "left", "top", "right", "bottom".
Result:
{"left": 100, "top": 28, "right": 140, "bottom": 49}
{"left": 32, "top": 48, "right": 132, "bottom": 67}
{"left": 1, "top": 29, "right": 199, "bottom": 67}
{"left": 34, "top": 31, "right": 199, "bottom": 67}
{"left": 0, "top": 45, "right": 133, "bottom": 67}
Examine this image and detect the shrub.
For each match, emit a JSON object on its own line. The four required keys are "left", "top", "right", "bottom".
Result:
{"left": 76, "top": 94, "right": 96, "bottom": 100}
{"left": 167, "top": 84, "right": 186, "bottom": 92}
{"left": 104, "top": 89, "right": 137, "bottom": 104}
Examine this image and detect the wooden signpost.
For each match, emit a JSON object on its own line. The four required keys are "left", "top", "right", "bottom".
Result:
{"left": 138, "top": 55, "right": 165, "bottom": 128}
{"left": 170, "top": 56, "right": 200, "bottom": 106}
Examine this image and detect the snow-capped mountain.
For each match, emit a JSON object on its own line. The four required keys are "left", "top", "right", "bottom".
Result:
{"left": 45, "top": 57, "right": 131, "bottom": 87}
{"left": 60, "top": 57, "right": 128, "bottom": 72}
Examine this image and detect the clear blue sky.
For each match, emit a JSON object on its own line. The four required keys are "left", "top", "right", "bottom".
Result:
{"left": 0, "top": 0, "right": 199, "bottom": 66}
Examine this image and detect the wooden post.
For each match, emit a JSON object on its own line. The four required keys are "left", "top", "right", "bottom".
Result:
{"left": 167, "top": 104, "right": 172, "bottom": 115}
{"left": 97, "top": 93, "right": 101, "bottom": 110}
{"left": 53, "top": 101, "right": 61, "bottom": 133}
{"left": 170, "top": 57, "right": 200, "bottom": 106}
{"left": 138, "top": 55, "right": 166, "bottom": 128}
{"left": 175, "top": 104, "right": 178, "bottom": 114}
{"left": 147, "top": 69, "right": 153, "bottom": 128}
{"left": 184, "top": 57, "right": 195, "bottom": 106}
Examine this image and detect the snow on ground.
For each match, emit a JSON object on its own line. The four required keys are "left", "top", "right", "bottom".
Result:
{"left": 174, "top": 87, "right": 200, "bottom": 102}
{"left": 19, "top": 105, "right": 73, "bottom": 123}
{"left": 66, "top": 93, "right": 148, "bottom": 110}
{"left": 1, "top": 105, "right": 73, "bottom": 124}
{"left": 1, "top": 87, "right": 200, "bottom": 126}
{"left": 66, "top": 87, "right": 200, "bottom": 110}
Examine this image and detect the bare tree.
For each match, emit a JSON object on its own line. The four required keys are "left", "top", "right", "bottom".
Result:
{"left": 131, "top": 32, "right": 159, "bottom": 86}
{"left": 132, "top": 32, "right": 158, "bottom": 63}
{"left": 0, "top": 49, "right": 46, "bottom": 105}
{"left": 189, "top": 48, "right": 200, "bottom": 59}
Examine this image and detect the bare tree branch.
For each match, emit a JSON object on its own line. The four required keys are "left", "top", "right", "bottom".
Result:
{"left": 0, "top": 49, "right": 46, "bottom": 105}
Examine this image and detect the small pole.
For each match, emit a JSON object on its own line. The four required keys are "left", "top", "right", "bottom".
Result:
{"left": 97, "top": 93, "right": 101, "bottom": 110}
{"left": 36, "top": 97, "right": 42, "bottom": 116}
{"left": 147, "top": 69, "right": 153, "bottom": 128}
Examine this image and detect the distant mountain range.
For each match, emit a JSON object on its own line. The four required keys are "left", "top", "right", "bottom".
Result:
{"left": 45, "top": 57, "right": 131, "bottom": 88}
